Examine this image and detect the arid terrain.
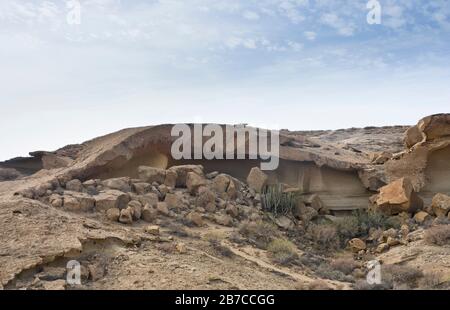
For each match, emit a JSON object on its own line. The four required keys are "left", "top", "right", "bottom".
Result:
{"left": 1, "top": 114, "right": 450, "bottom": 290}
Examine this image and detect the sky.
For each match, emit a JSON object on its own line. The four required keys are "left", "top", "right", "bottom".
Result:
{"left": 1, "top": 0, "right": 450, "bottom": 160}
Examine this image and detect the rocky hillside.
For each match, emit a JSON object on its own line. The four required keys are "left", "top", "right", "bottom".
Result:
{"left": 1, "top": 114, "right": 450, "bottom": 290}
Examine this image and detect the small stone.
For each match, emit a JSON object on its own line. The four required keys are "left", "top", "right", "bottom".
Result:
{"left": 66, "top": 179, "right": 83, "bottom": 192}
{"left": 165, "top": 193, "right": 182, "bottom": 209}
{"left": 176, "top": 242, "right": 187, "bottom": 254}
{"left": 132, "top": 182, "right": 151, "bottom": 195}
{"left": 186, "top": 172, "right": 206, "bottom": 194}
{"left": 164, "top": 170, "right": 178, "bottom": 188}
{"left": 386, "top": 237, "right": 400, "bottom": 247}
{"left": 106, "top": 208, "right": 120, "bottom": 222}
{"left": 119, "top": 207, "right": 134, "bottom": 224}
{"left": 376, "top": 243, "right": 390, "bottom": 253}
{"left": 142, "top": 205, "right": 158, "bottom": 222}
{"left": 157, "top": 202, "right": 170, "bottom": 216}
{"left": 348, "top": 238, "right": 366, "bottom": 253}
{"left": 414, "top": 211, "right": 432, "bottom": 224}
{"left": 187, "top": 212, "right": 203, "bottom": 227}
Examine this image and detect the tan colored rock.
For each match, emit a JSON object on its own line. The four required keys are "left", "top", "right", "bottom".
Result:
{"left": 132, "top": 182, "right": 151, "bottom": 195}
{"left": 376, "top": 243, "right": 389, "bottom": 253}
{"left": 348, "top": 238, "right": 366, "bottom": 253}
{"left": 186, "top": 172, "right": 206, "bottom": 194}
{"left": 138, "top": 166, "right": 166, "bottom": 184}
{"left": 41, "top": 279, "right": 66, "bottom": 290}
{"left": 404, "top": 125, "right": 424, "bottom": 148}
{"left": 145, "top": 225, "right": 160, "bottom": 236}
{"left": 156, "top": 202, "right": 170, "bottom": 216}
{"left": 176, "top": 242, "right": 187, "bottom": 254}
{"left": 128, "top": 200, "right": 142, "bottom": 220}
{"left": 417, "top": 113, "right": 450, "bottom": 141}
{"left": 95, "top": 190, "right": 130, "bottom": 211}
{"left": 214, "top": 214, "right": 233, "bottom": 227}
{"left": 212, "top": 174, "right": 230, "bottom": 193}
{"left": 164, "top": 193, "right": 182, "bottom": 209}
{"left": 414, "top": 211, "right": 432, "bottom": 224}
{"left": 246, "top": 167, "right": 268, "bottom": 193}
{"left": 138, "top": 193, "right": 159, "bottom": 208}
{"left": 65, "top": 179, "right": 83, "bottom": 192}
{"left": 119, "top": 207, "right": 134, "bottom": 224}
{"left": 431, "top": 193, "right": 450, "bottom": 217}
{"left": 63, "top": 192, "right": 95, "bottom": 212}
{"left": 376, "top": 177, "right": 423, "bottom": 215}
{"left": 187, "top": 212, "right": 203, "bottom": 227}
{"left": 49, "top": 195, "right": 63, "bottom": 208}
{"left": 303, "top": 194, "right": 324, "bottom": 212}
{"left": 101, "top": 177, "right": 131, "bottom": 192}
{"left": 164, "top": 170, "right": 177, "bottom": 188}
{"left": 106, "top": 208, "right": 120, "bottom": 222}
{"left": 386, "top": 237, "right": 400, "bottom": 247}
{"left": 167, "top": 165, "right": 204, "bottom": 188}
{"left": 142, "top": 205, "right": 158, "bottom": 222}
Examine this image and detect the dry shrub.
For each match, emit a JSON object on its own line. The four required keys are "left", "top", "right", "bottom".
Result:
{"left": 419, "top": 271, "right": 442, "bottom": 289}
{"left": 157, "top": 242, "right": 176, "bottom": 253}
{"left": 382, "top": 264, "right": 423, "bottom": 289}
{"left": 424, "top": 225, "right": 450, "bottom": 246}
{"left": 308, "top": 224, "right": 340, "bottom": 250}
{"left": 238, "top": 220, "right": 279, "bottom": 249}
{"left": 315, "top": 263, "right": 353, "bottom": 282}
{"left": 330, "top": 257, "right": 360, "bottom": 275}
{"left": 306, "top": 280, "right": 333, "bottom": 290}
{"left": 267, "top": 238, "right": 298, "bottom": 265}
{"left": 205, "top": 231, "right": 234, "bottom": 258}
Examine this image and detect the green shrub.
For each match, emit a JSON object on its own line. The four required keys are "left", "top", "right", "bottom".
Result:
{"left": 262, "top": 184, "right": 299, "bottom": 216}
{"left": 267, "top": 238, "right": 298, "bottom": 265}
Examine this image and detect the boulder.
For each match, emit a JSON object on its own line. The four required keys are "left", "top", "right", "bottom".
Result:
{"left": 275, "top": 215, "right": 295, "bottom": 230}
{"left": 156, "top": 202, "right": 170, "bottom": 216}
{"left": 348, "top": 238, "right": 366, "bottom": 253}
{"left": 187, "top": 212, "right": 203, "bottom": 227}
{"left": 142, "top": 205, "right": 158, "bottom": 222}
{"left": 404, "top": 125, "right": 424, "bottom": 148}
{"left": 65, "top": 179, "right": 83, "bottom": 192}
{"left": 63, "top": 192, "right": 95, "bottom": 212}
{"left": 138, "top": 193, "right": 159, "bottom": 208}
{"left": 49, "top": 194, "right": 63, "bottom": 208}
{"left": 167, "top": 165, "right": 204, "bottom": 188}
{"left": 375, "top": 178, "right": 423, "bottom": 215}
{"left": 101, "top": 177, "right": 131, "bottom": 192}
{"left": 413, "top": 211, "right": 432, "bottom": 224}
{"left": 303, "top": 194, "right": 324, "bottom": 212}
{"left": 186, "top": 172, "right": 206, "bottom": 194}
{"left": 95, "top": 190, "right": 130, "bottom": 211}
{"left": 145, "top": 225, "right": 160, "bottom": 236}
{"left": 376, "top": 243, "right": 389, "bottom": 253}
{"left": 119, "top": 207, "right": 134, "bottom": 224}
{"left": 431, "top": 193, "right": 450, "bottom": 217}
{"left": 106, "top": 208, "right": 120, "bottom": 222}
{"left": 138, "top": 166, "right": 166, "bottom": 184}
{"left": 164, "top": 193, "right": 183, "bottom": 209}
{"left": 132, "top": 182, "right": 151, "bottom": 195}
{"left": 246, "top": 167, "right": 268, "bottom": 193}
{"left": 212, "top": 174, "right": 231, "bottom": 193}
{"left": 164, "top": 170, "right": 177, "bottom": 188}
{"left": 128, "top": 200, "right": 142, "bottom": 220}
{"left": 417, "top": 113, "right": 450, "bottom": 141}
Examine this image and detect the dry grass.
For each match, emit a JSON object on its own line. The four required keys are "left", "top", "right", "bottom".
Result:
{"left": 238, "top": 220, "right": 279, "bottom": 249}
{"left": 424, "top": 225, "right": 450, "bottom": 246}
{"left": 267, "top": 238, "right": 298, "bottom": 265}
{"left": 308, "top": 224, "right": 340, "bottom": 250}
{"left": 330, "top": 257, "right": 360, "bottom": 275}
{"left": 382, "top": 264, "right": 423, "bottom": 289}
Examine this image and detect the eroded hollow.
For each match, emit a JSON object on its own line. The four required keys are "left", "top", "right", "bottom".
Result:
{"left": 421, "top": 145, "right": 450, "bottom": 204}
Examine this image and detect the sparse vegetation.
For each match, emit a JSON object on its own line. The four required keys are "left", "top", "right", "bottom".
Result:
{"left": 382, "top": 264, "right": 424, "bottom": 289}
{"left": 238, "top": 220, "right": 279, "bottom": 249}
{"left": 330, "top": 257, "right": 360, "bottom": 275}
{"left": 308, "top": 224, "right": 340, "bottom": 250}
{"left": 261, "top": 184, "right": 299, "bottom": 216}
{"left": 205, "top": 231, "right": 234, "bottom": 257}
{"left": 424, "top": 225, "right": 450, "bottom": 246}
{"left": 267, "top": 238, "right": 298, "bottom": 265}
{"left": 315, "top": 263, "right": 353, "bottom": 282}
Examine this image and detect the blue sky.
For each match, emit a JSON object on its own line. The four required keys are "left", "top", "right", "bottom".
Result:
{"left": 1, "top": 0, "right": 450, "bottom": 160}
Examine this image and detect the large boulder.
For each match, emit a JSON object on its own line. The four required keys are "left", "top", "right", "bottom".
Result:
{"left": 417, "top": 114, "right": 450, "bottom": 141}
{"left": 212, "top": 174, "right": 238, "bottom": 199}
{"left": 63, "top": 191, "right": 95, "bottom": 212}
{"left": 246, "top": 167, "right": 268, "bottom": 193}
{"left": 431, "top": 193, "right": 450, "bottom": 217}
{"left": 138, "top": 166, "right": 166, "bottom": 184}
{"left": 167, "top": 165, "right": 204, "bottom": 188}
{"left": 94, "top": 190, "right": 130, "bottom": 211}
{"left": 65, "top": 179, "right": 83, "bottom": 192}
{"left": 404, "top": 125, "right": 424, "bottom": 148}
{"left": 186, "top": 172, "right": 206, "bottom": 194}
{"left": 375, "top": 177, "right": 423, "bottom": 215}
{"left": 101, "top": 177, "right": 131, "bottom": 192}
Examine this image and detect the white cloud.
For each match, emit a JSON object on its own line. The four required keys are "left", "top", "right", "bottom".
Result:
{"left": 304, "top": 31, "right": 316, "bottom": 40}
{"left": 243, "top": 10, "right": 260, "bottom": 20}
{"left": 320, "top": 13, "right": 355, "bottom": 36}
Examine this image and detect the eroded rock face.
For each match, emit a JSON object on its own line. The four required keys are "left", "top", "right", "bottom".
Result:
{"left": 95, "top": 190, "right": 130, "bottom": 211}
{"left": 418, "top": 114, "right": 450, "bottom": 141}
{"left": 63, "top": 192, "right": 95, "bottom": 212}
{"left": 375, "top": 178, "right": 423, "bottom": 215}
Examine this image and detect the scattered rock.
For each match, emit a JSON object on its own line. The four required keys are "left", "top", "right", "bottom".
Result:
{"left": 197, "top": 187, "right": 216, "bottom": 208}
{"left": 375, "top": 177, "right": 423, "bottom": 215}
{"left": 106, "top": 208, "right": 120, "bottom": 221}
{"left": 128, "top": 200, "right": 142, "bottom": 220}
{"left": 138, "top": 193, "right": 159, "bottom": 207}
{"left": 132, "top": 182, "right": 151, "bottom": 195}
{"left": 275, "top": 215, "right": 295, "bottom": 230}
{"left": 186, "top": 172, "right": 206, "bottom": 194}
{"left": 157, "top": 202, "right": 170, "bottom": 216}
{"left": 138, "top": 166, "right": 166, "bottom": 184}
{"left": 119, "top": 207, "right": 134, "bottom": 224}
{"left": 386, "top": 237, "right": 400, "bottom": 247}
{"left": 63, "top": 192, "right": 95, "bottom": 212}
{"left": 101, "top": 177, "right": 131, "bottom": 192}
{"left": 214, "top": 214, "right": 233, "bottom": 227}
{"left": 41, "top": 280, "right": 66, "bottom": 290}
{"left": 431, "top": 193, "right": 450, "bottom": 217}
{"left": 164, "top": 170, "right": 177, "bottom": 188}
{"left": 349, "top": 238, "right": 366, "bottom": 253}
{"left": 176, "top": 242, "right": 187, "bottom": 254}
{"left": 246, "top": 167, "right": 268, "bottom": 193}
{"left": 165, "top": 193, "right": 183, "bottom": 209}
{"left": 145, "top": 225, "right": 160, "bottom": 236}
{"left": 414, "top": 211, "right": 432, "bottom": 224}
{"left": 168, "top": 165, "right": 204, "bottom": 188}
{"left": 226, "top": 204, "right": 239, "bottom": 218}
{"left": 95, "top": 190, "right": 130, "bottom": 211}
{"left": 142, "top": 205, "right": 158, "bottom": 222}
{"left": 187, "top": 212, "right": 203, "bottom": 227}
{"left": 88, "top": 263, "right": 106, "bottom": 281}
{"left": 65, "top": 179, "right": 83, "bottom": 192}
{"left": 376, "top": 243, "right": 390, "bottom": 253}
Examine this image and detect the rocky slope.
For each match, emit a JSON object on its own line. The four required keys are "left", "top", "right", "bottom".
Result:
{"left": 1, "top": 114, "right": 450, "bottom": 290}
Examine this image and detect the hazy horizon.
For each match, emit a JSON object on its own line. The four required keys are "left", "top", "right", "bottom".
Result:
{"left": 1, "top": 0, "right": 450, "bottom": 161}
